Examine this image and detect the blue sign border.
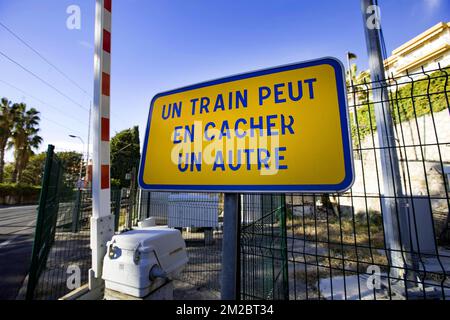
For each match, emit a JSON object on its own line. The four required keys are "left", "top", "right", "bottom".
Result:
{"left": 138, "top": 57, "right": 354, "bottom": 193}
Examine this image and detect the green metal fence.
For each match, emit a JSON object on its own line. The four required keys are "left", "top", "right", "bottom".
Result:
{"left": 26, "top": 145, "right": 64, "bottom": 300}
{"left": 28, "top": 184, "right": 138, "bottom": 299}
{"left": 240, "top": 194, "right": 289, "bottom": 300}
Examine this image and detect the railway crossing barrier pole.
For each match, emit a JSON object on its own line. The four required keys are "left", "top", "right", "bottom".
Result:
{"left": 89, "top": 0, "right": 114, "bottom": 295}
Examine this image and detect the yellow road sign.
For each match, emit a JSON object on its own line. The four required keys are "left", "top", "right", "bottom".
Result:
{"left": 139, "top": 58, "right": 354, "bottom": 192}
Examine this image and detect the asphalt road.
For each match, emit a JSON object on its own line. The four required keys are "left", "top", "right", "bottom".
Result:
{"left": 0, "top": 205, "right": 37, "bottom": 300}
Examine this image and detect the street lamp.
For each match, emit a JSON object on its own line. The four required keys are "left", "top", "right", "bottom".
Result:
{"left": 346, "top": 51, "right": 357, "bottom": 83}
{"left": 69, "top": 135, "right": 85, "bottom": 189}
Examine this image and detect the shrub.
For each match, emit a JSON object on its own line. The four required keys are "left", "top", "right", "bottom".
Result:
{"left": 351, "top": 69, "right": 450, "bottom": 147}
{"left": 111, "top": 178, "right": 121, "bottom": 189}
{"left": 0, "top": 183, "right": 41, "bottom": 196}
{"left": 0, "top": 183, "right": 41, "bottom": 205}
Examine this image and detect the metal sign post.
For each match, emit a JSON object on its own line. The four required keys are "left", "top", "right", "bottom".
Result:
{"left": 221, "top": 193, "right": 240, "bottom": 300}
{"left": 89, "top": 0, "right": 114, "bottom": 292}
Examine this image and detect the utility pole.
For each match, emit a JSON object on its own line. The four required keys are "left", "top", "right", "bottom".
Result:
{"left": 68, "top": 135, "right": 85, "bottom": 188}
{"left": 361, "top": 0, "right": 414, "bottom": 287}
{"left": 86, "top": 102, "right": 92, "bottom": 183}
{"left": 90, "top": 0, "right": 114, "bottom": 295}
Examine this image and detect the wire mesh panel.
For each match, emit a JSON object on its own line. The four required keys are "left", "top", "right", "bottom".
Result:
{"left": 139, "top": 191, "right": 223, "bottom": 297}
{"left": 32, "top": 189, "right": 92, "bottom": 300}
{"left": 284, "top": 194, "right": 390, "bottom": 300}
{"left": 240, "top": 194, "right": 288, "bottom": 300}
{"left": 268, "top": 66, "right": 450, "bottom": 300}
{"left": 31, "top": 188, "right": 123, "bottom": 300}
{"left": 113, "top": 188, "right": 139, "bottom": 232}
{"left": 26, "top": 145, "right": 63, "bottom": 300}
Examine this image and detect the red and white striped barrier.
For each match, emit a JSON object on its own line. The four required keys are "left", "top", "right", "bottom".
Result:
{"left": 100, "top": 0, "right": 111, "bottom": 193}
{"left": 91, "top": 0, "right": 114, "bottom": 284}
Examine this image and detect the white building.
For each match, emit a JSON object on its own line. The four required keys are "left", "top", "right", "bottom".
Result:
{"left": 384, "top": 21, "right": 450, "bottom": 77}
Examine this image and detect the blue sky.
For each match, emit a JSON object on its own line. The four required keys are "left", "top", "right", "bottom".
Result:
{"left": 0, "top": 0, "right": 448, "bottom": 162}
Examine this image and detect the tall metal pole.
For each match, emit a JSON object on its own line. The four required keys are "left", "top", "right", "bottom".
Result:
{"left": 221, "top": 193, "right": 240, "bottom": 300}
{"left": 89, "top": 0, "right": 114, "bottom": 293}
{"left": 361, "top": 0, "right": 413, "bottom": 285}
{"left": 86, "top": 102, "right": 92, "bottom": 182}
{"left": 78, "top": 139, "right": 84, "bottom": 188}
{"left": 69, "top": 135, "right": 85, "bottom": 188}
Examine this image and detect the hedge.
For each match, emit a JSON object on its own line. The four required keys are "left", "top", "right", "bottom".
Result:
{"left": 0, "top": 183, "right": 41, "bottom": 205}
{"left": 351, "top": 69, "right": 450, "bottom": 147}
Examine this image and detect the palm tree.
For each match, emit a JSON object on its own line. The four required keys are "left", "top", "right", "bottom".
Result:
{"left": 346, "top": 63, "right": 359, "bottom": 87}
{"left": 9, "top": 104, "right": 42, "bottom": 183}
{"left": 346, "top": 63, "right": 371, "bottom": 103}
{"left": 0, "top": 98, "right": 18, "bottom": 183}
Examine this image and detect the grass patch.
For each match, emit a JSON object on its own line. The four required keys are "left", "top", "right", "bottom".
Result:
{"left": 288, "top": 213, "right": 389, "bottom": 276}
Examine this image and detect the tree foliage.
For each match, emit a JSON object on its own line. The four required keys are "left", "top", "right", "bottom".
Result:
{"left": 6, "top": 102, "right": 42, "bottom": 183}
{"left": 20, "top": 152, "right": 46, "bottom": 186}
{"left": 58, "top": 151, "right": 84, "bottom": 188}
{"left": 18, "top": 151, "right": 83, "bottom": 188}
{"left": 0, "top": 98, "right": 18, "bottom": 182}
{"left": 111, "top": 126, "right": 140, "bottom": 188}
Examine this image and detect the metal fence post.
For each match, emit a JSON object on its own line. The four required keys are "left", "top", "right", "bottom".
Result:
{"left": 71, "top": 189, "right": 82, "bottom": 233}
{"left": 26, "top": 145, "right": 56, "bottom": 300}
{"left": 221, "top": 193, "right": 240, "bottom": 300}
{"left": 126, "top": 167, "right": 137, "bottom": 229}
{"left": 113, "top": 189, "right": 121, "bottom": 232}
{"left": 146, "top": 191, "right": 151, "bottom": 219}
{"left": 280, "top": 195, "right": 289, "bottom": 300}
{"left": 361, "top": 0, "right": 414, "bottom": 283}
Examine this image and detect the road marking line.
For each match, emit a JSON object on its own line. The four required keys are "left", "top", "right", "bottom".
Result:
{"left": 0, "top": 220, "right": 36, "bottom": 248}
{"left": 0, "top": 205, "right": 37, "bottom": 212}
